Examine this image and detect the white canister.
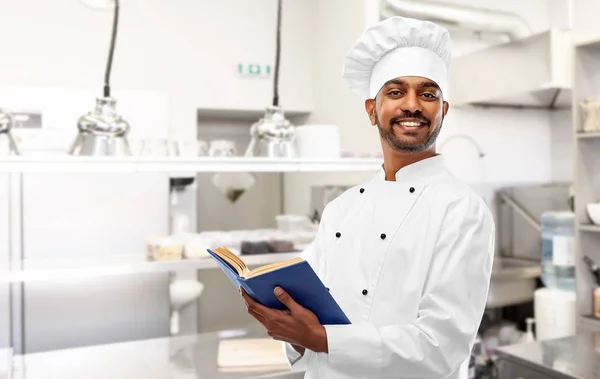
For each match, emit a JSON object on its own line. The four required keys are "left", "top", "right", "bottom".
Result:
{"left": 294, "top": 124, "right": 341, "bottom": 158}
{"left": 534, "top": 287, "right": 576, "bottom": 341}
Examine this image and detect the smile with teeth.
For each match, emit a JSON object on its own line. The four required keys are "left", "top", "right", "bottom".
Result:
{"left": 398, "top": 121, "right": 423, "bottom": 127}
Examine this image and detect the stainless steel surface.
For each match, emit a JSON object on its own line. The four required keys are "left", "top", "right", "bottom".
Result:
{"left": 0, "top": 109, "right": 20, "bottom": 156}
{"left": 496, "top": 332, "right": 600, "bottom": 379}
{"left": 488, "top": 258, "right": 541, "bottom": 308}
{"left": 384, "top": 0, "right": 532, "bottom": 40}
{"left": 491, "top": 257, "right": 542, "bottom": 280}
{"left": 489, "top": 183, "right": 570, "bottom": 308}
{"left": 500, "top": 192, "right": 542, "bottom": 232}
{"left": 245, "top": 106, "right": 295, "bottom": 158}
{"left": 496, "top": 183, "right": 571, "bottom": 262}
{"left": 69, "top": 97, "right": 131, "bottom": 156}
{"left": 11, "top": 325, "right": 303, "bottom": 379}
{"left": 18, "top": 172, "right": 170, "bottom": 353}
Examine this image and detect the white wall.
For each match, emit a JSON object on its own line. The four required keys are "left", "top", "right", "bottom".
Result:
{"left": 0, "top": 0, "right": 313, "bottom": 140}
{"left": 283, "top": 0, "right": 573, "bottom": 215}
{"left": 550, "top": 109, "right": 574, "bottom": 182}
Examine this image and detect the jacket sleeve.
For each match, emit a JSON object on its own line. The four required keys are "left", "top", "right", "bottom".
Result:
{"left": 282, "top": 203, "right": 332, "bottom": 370}
{"left": 323, "top": 195, "right": 495, "bottom": 378}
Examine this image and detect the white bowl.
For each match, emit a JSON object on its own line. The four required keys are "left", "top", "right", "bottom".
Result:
{"left": 586, "top": 203, "right": 600, "bottom": 224}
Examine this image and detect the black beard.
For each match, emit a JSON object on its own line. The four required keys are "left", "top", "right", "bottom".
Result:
{"left": 375, "top": 110, "right": 442, "bottom": 153}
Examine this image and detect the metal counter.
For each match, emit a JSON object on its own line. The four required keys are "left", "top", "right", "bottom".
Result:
{"left": 9, "top": 326, "right": 303, "bottom": 379}
{"left": 496, "top": 332, "right": 600, "bottom": 379}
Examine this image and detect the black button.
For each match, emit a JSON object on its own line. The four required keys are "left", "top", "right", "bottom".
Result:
{"left": 362, "top": 289, "right": 368, "bottom": 295}
{"left": 326, "top": 287, "right": 330, "bottom": 291}
{"left": 380, "top": 233, "right": 386, "bottom": 240}
{"left": 359, "top": 188, "right": 364, "bottom": 194}
{"left": 409, "top": 187, "right": 415, "bottom": 193}
{"left": 335, "top": 232, "right": 341, "bottom": 238}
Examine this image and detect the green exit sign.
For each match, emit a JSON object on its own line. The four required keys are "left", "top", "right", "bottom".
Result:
{"left": 238, "top": 63, "right": 272, "bottom": 78}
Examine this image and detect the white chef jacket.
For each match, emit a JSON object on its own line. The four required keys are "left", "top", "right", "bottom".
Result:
{"left": 283, "top": 155, "right": 495, "bottom": 379}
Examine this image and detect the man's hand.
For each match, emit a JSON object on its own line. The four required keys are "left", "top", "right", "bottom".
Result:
{"left": 240, "top": 287, "right": 328, "bottom": 353}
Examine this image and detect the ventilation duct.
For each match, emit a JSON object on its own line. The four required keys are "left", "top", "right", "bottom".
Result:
{"left": 384, "top": 0, "right": 532, "bottom": 40}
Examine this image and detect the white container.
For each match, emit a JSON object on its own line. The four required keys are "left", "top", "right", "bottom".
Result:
{"left": 534, "top": 288, "right": 576, "bottom": 341}
{"left": 294, "top": 124, "right": 341, "bottom": 158}
{"left": 580, "top": 98, "right": 600, "bottom": 133}
{"left": 586, "top": 203, "right": 600, "bottom": 224}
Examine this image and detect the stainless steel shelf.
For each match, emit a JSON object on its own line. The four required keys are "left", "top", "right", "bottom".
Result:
{"left": 0, "top": 156, "right": 382, "bottom": 173}
{"left": 579, "top": 315, "right": 600, "bottom": 331}
{"left": 579, "top": 224, "right": 600, "bottom": 232}
{"left": 577, "top": 132, "right": 600, "bottom": 139}
{"left": 1, "top": 252, "right": 300, "bottom": 283}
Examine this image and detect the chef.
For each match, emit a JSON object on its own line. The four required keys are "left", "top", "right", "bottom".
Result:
{"left": 240, "top": 16, "right": 495, "bottom": 379}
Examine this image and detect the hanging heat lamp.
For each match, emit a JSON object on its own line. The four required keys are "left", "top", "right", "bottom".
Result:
{"left": 245, "top": 0, "right": 296, "bottom": 158}
{"left": 0, "top": 109, "right": 20, "bottom": 156}
{"left": 69, "top": 0, "right": 131, "bottom": 156}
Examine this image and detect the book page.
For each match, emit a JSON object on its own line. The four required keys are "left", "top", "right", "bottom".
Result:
{"left": 212, "top": 246, "right": 248, "bottom": 275}
{"left": 245, "top": 257, "right": 304, "bottom": 278}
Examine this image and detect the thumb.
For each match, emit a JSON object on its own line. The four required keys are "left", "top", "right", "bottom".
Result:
{"left": 273, "top": 287, "right": 301, "bottom": 312}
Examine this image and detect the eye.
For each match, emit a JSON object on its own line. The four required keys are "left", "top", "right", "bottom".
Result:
{"left": 421, "top": 93, "right": 437, "bottom": 100}
{"left": 387, "top": 90, "right": 402, "bottom": 96}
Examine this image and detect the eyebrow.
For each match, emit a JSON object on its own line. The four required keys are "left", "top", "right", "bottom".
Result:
{"left": 383, "top": 79, "right": 440, "bottom": 91}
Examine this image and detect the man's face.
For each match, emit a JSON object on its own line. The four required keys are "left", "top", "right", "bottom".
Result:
{"left": 365, "top": 76, "right": 449, "bottom": 153}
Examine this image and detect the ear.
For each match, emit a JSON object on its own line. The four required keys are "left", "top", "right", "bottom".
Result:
{"left": 365, "top": 98, "right": 376, "bottom": 126}
{"left": 442, "top": 101, "right": 449, "bottom": 117}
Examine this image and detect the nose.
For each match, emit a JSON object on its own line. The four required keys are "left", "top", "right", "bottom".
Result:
{"left": 399, "top": 90, "right": 422, "bottom": 114}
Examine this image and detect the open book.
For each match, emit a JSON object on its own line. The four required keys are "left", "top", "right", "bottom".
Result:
{"left": 207, "top": 246, "right": 350, "bottom": 325}
{"left": 210, "top": 246, "right": 304, "bottom": 278}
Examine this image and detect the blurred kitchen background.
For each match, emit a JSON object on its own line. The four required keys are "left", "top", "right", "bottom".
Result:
{"left": 1, "top": 0, "right": 600, "bottom": 378}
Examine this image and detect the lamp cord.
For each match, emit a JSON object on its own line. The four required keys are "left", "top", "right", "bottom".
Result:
{"left": 104, "top": 0, "right": 120, "bottom": 97}
{"left": 272, "top": 0, "right": 282, "bottom": 107}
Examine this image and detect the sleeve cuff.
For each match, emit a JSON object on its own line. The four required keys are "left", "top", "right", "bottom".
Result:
{"left": 282, "top": 342, "right": 310, "bottom": 372}
{"left": 324, "top": 324, "right": 382, "bottom": 376}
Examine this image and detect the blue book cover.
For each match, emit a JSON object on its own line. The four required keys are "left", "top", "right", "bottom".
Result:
{"left": 206, "top": 247, "right": 350, "bottom": 325}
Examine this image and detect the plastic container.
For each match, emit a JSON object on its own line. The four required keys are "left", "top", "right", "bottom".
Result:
{"left": 541, "top": 211, "right": 576, "bottom": 292}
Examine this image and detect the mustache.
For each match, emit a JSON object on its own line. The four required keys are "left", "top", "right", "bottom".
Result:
{"left": 390, "top": 111, "right": 430, "bottom": 125}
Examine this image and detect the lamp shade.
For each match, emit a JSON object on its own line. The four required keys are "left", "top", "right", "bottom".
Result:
{"left": 69, "top": 97, "right": 131, "bottom": 156}
{"left": 245, "top": 106, "right": 295, "bottom": 158}
{"left": 0, "top": 108, "right": 20, "bottom": 156}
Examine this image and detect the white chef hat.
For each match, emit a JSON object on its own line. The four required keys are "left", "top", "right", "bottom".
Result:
{"left": 342, "top": 16, "right": 451, "bottom": 100}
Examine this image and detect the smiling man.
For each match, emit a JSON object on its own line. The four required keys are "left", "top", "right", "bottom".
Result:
{"left": 241, "top": 16, "right": 495, "bottom": 379}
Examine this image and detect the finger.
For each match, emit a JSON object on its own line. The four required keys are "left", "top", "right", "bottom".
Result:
{"left": 273, "top": 287, "right": 302, "bottom": 313}
{"left": 247, "top": 306, "right": 268, "bottom": 326}
{"left": 240, "top": 287, "right": 279, "bottom": 319}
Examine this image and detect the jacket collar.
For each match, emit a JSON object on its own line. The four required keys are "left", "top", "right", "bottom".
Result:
{"left": 378, "top": 154, "right": 447, "bottom": 183}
